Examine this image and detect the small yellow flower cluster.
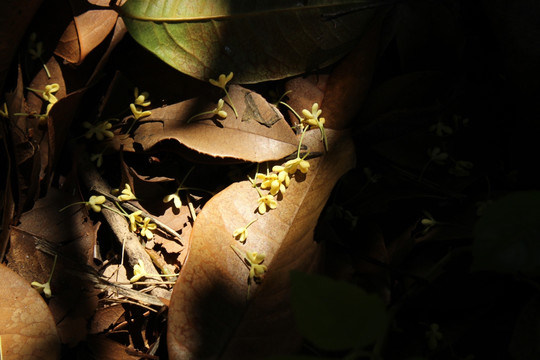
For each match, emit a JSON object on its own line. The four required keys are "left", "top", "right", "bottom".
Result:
{"left": 251, "top": 154, "right": 310, "bottom": 215}
{"left": 130, "top": 87, "right": 151, "bottom": 121}
{"left": 83, "top": 120, "right": 114, "bottom": 141}
{"left": 117, "top": 184, "right": 137, "bottom": 201}
{"left": 301, "top": 103, "right": 327, "bottom": 151}
{"left": 31, "top": 255, "right": 57, "bottom": 298}
{"left": 209, "top": 72, "right": 238, "bottom": 118}
{"left": 15, "top": 83, "right": 60, "bottom": 123}
{"left": 0, "top": 103, "right": 8, "bottom": 118}
{"left": 231, "top": 245, "right": 268, "bottom": 298}
{"left": 187, "top": 98, "right": 228, "bottom": 123}
{"left": 127, "top": 210, "right": 156, "bottom": 240}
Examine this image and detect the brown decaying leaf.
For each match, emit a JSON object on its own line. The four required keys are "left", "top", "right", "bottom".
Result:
{"left": 7, "top": 188, "right": 99, "bottom": 346}
{"left": 85, "top": 335, "right": 142, "bottom": 360}
{"left": 322, "top": 13, "right": 384, "bottom": 129}
{"left": 0, "top": 0, "right": 43, "bottom": 90}
{"left": 0, "top": 264, "right": 61, "bottom": 360}
{"left": 119, "top": 85, "right": 298, "bottom": 162}
{"left": 55, "top": 0, "right": 118, "bottom": 65}
{"left": 167, "top": 129, "right": 356, "bottom": 359}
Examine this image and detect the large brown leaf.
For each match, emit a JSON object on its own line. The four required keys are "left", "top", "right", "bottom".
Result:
{"left": 121, "top": 85, "right": 298, "bottom": 162}
{"left": 0, "top": 264, "right": 61, "bottom": 360}
{"left": 55, "top": 0, "right": 118, "bottom": 65}
{"left": 167, "top": 129, "right": 355, "bottom": 358}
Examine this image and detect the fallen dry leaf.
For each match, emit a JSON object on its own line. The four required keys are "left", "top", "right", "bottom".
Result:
{"left": 167, "top": 129, "right": 355, "bottom": 359}
{"left": 0, "top": 264, "right": 61, "bottom": 360}
{"left": 322, "top": 13, "right": 384, "bottom": 129}
{"left": 8, "top": 188, "right": 100, "bottom": 346}
{"left": 55, "top": 0, "right": 118, "bottom": 65}
{"left": 119, "top": 85, "right": 298, "bottom": 162}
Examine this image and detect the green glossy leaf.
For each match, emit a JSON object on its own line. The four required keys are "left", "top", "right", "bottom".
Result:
{"left": 290, "top": 271, "right": 387, "bottom": 351}
{"left": 473, "top": 191, "right": 540, "bottom": 276}
{"left": 119, "top": 0, "right": 387, "bottom": 83}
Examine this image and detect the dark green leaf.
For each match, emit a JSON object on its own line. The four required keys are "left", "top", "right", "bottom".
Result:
{"left": 120, "top": 0, "right": 387, "bottom": 83}
{"left": 290, "top": 271, "right": 387, "bottom": 351}
{"left": 473, "top": 191, "right": 540, "bottom": 275}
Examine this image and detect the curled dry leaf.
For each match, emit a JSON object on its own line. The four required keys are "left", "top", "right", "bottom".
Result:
{"left": 118, "top": 85, "right": 298, "bottom": 162}
{"left": 167, "top": 129, "right": 355, "bottom": 358}
{"left": 0, "top": 264, "right": 61, "bottom": 360}
{"left": 55, "top": 0, "right": 118, "bottom": 65}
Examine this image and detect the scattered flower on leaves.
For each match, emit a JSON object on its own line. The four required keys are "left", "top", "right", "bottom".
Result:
{"left": 86, "top": 195, "right": 106, "bottom": 213}
{"left": 187, "top": 98, "right": 228, "bottom": 123}
{"left": 301, "top": 103, "right": 328, "bottom": 151}
{"left": 129, "top": 259, "right": 147, "bottom": 283}
{"left": 117, "top": 183, "right": 137, "bottom": 201}
{"left": 257, "top": 194, "right": 277, "bottom": 215}
{"left": 90, "top": 153, "right": 104, "bottom": 167}
{"left": 245, "top": 251, "right": 268, "bottom": 284}
{"left": 163, "top": 190, "right": 182, "bottom": 209}
{"left": 209, "top": 72, "right": 238, "bottom": 117}
{"left": 128, "top": 210, "right": 143, "bottom": 232}
{"left": 83, "top": 120, "right": 114, "bottom": 141}
{"left": 140, "top": 217, "right": 157, "bottom": 240}
{"left": 449, "top": 160, "right": 473, "bottom": 177}
{"left": 427, "top": 147, "right": 448, "bottom": 164}
{"left": 233, "top": 219, "right": 257, "bottom": 243}
{"left": 129, "top": 87, "right": 152, "bottom": 121}
{"left": 429, "top": 121, "right": 453, "bottom": 136}
{"left": 133, "top": 87, "right": 151, "bottom": 107}
{"left": 0, "top": 103, "right": 8, "bottom": 118}
{"left": 282, "top": 157, "right": 310, "bottom": 175}
{"left": 31, "top": 255, "right": 57, "bottom": 298}
{"left": 257, "top": 171, "right": 287, "bottom": 196}
{"left": 27, "top": 83, "right": 59, "bottom": 116}
{"left": 130, "top": 103, "right": 152, "bottom": 121}
{"left": 231, "top": 245, "right": 268, "bottom": 298}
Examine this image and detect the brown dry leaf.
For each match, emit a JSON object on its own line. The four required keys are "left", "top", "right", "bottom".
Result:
{"left": 0, "top": 264, "right": 61, "bottom": 360}
{"left": 84, "top": 335, "right": 142, "bottom": 360}
{"left": 8, "top": 188, "right": 100, "bottom": 346}
{"left": 167, "top": 129, "right": 355, "bottom": 359}
{"left": 322, "top": 13, "right": 385, "bottom": 129}
{"left": 55, "top": 0, "right": 118, "bottom": 65}
{"left": 119, "top": 85, "right": 298, "bottom": 162}
{"left": 0, "top": 0, "right": 43, "bottom": 89}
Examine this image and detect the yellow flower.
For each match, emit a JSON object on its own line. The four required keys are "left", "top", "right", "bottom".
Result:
{"left": 140, "top": 217, "right": 157, "bottom": 240}
{"left": 133, "top": 87, "right": 151, "bottom": 107}
{"left": 213, "top": 98, "right": 228, "bottom": 119}
{"left": 271, "top": 165, "right": 291, "bottom": 188}
{"left": 301, "top": 103, "right": 325, "bottom": 128}
{"left": 129, "top": 103, "right": 152, "bottom": 121}
{"left": 163, "top": 190, "right": 182, "bottom": 209}
{"left": 209, "top": 72, "right": 233, "bottom": 89}
{"left": 0, "top": 102, "right": 8, "bottom": 118}
{"left": 83, "top": 120, "right": 114, "bottom": 141}
{"left": 186, "top": 98, "right": 228, "bottom": 123}
{"left": 257, "top": 194, "right": 277, "bottom": 214}
{"left": 86, "top": 195, "right": 106, "bottom": 213}
{"left": 301, "top": 103, "right": 327, "bottom": 151}
{"left": 31, "top": 255, "right": 57, "bottom": 298}
{"left": 128, "top": 210, "right": 143, "bottom": 232}
{"left": 90, "top": 153, "right": 103, "bottom": 167}
{"left": 246, "top": 251, "right": 267, "bottom": 284}
{"left": 282, "top": 157, "right": 310, "bottom": 175}
{"left": 129, "top": 259, "right": 147, "bottom": 283}
{"left": 42, "top": 83, "right": 59, "bottom": 104}
{"left": 208, "top": 72, "right": 238, "bottom": 118}
{"left": 257, "top": 172, "right": 286, "bottom": 196}
{"left": 233, "top": 219, "right": 257, "bottom": 243}
{"left": 31, "top": 280, "right": 52, "bottom": 298}
{"left": 118, "top": 184, "right": 136, "bottom": 201}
